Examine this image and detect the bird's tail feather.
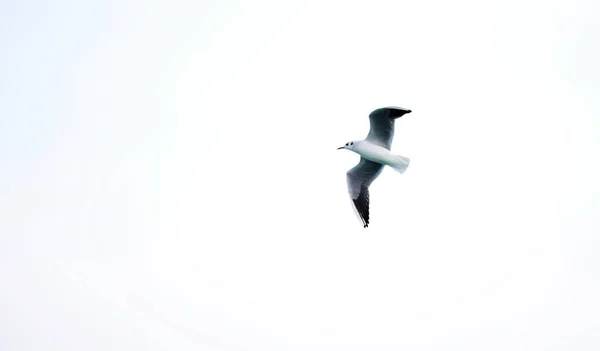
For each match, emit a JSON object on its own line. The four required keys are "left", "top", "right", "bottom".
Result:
{"left": 389, "top": 154, "right": 410, "bottom": 174}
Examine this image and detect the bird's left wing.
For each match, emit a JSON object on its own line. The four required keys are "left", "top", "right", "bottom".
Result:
{"left": 366, "top": 106, "right": 411, "bottom": 150}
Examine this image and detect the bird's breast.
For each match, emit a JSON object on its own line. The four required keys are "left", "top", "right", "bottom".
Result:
{"left": 354, "top": 142, "right": 393, "bottom": 165}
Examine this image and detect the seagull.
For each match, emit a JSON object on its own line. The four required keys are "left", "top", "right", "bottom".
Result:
{"left": 337, "top": 106, "right": 412, "bottom": 228}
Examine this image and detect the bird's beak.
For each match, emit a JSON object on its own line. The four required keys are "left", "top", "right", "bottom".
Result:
{"left": 337, "top": 146, "right": 345, "bottom": 150}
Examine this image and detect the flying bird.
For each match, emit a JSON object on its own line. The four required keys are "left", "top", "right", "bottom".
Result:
{"left": 338, "top": 106, "right": 412, "bottom": 228}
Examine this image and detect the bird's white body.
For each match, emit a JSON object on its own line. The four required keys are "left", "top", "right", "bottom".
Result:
{"left": 345, "top": 140, "right": 410, "bottom": 174}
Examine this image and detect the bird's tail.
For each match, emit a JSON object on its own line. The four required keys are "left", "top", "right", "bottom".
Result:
{"left": 389, "top": 154, "right": 410, "bottom": 174}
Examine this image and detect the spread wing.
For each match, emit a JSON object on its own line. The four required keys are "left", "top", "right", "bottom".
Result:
{"left": 346, "top": 158, "right": 384, "bottom": 228}
{"left": 366, "top": 106, "right": 411, "bottom": 150}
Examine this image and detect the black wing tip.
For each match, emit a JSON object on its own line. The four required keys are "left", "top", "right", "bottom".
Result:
{"left": 352, "top": 189, "right": 370, "bottom": 229}
{"left": 388, "top": 107, "right": 411, "bottom": 119}
{"left": 369, "top": 106, "right": 412, "bottom": 119}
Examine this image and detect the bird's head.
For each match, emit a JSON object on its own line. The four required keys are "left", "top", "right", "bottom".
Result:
{"left": 337, "top": 141, "right": 356, "bottom": 151}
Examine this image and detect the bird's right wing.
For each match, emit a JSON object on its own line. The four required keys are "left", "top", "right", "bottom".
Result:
{"left": 346, "top": 158, "right": 384, "bottom": 228}
{"left": 366, "top": 106, "right": 411, "bottom": 150}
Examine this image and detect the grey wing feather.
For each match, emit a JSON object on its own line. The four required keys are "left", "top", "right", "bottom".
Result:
{"left": 346, "top": 158, "right": 385, "bottom": 228}
{"left": 366, "top": 106, "right": 411, "bottom": 150}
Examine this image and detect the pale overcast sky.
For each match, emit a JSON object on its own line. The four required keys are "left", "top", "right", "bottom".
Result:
{"left": 1, "top": 0, "right": 600, "bottom": 350}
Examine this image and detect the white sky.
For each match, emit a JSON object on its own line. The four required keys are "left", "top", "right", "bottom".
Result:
{"left": 1, "top": 0, "right": 600, "bottom": 350}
